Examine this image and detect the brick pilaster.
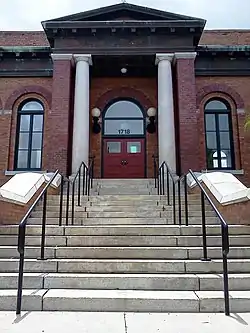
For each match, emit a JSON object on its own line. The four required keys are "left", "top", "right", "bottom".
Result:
{"left": 44, "top": 54, "right": 74, "bottom": 175}
{"left": 175, "top": 53, "right": 199, "bottom": 174}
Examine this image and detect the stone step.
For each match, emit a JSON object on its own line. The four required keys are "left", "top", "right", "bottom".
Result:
{"left": 42, "top": 273, "right": 250, "bottom": 291}
{"left": 0, "top": 225, "right": 64, "bottom": 236}
{"left": 63, "top": 225, "right": 250, "bottom": 236}
{"left": 26, "top": 216, "right": 222, "bottom": 225}
{"left": 40, "top": 205, "right": 165, "bottom": 212}
{"left": 47, "top": 195, "right": 201, "bottom": 202}
{"left": 0, "top": 246, "right": 55, "bottom": 259}
{"left": 0, "top": 236, "right": 67, "bottom": 247}
{"left": 97, "top": 190, "right": 152, "bottom": 195}
{"left": 1, "top": 258, "right": 250, "bottom": 273}
{"left": 1, "top": 245, "right": 246, "bottom": 260}
{"left": 1, "top": 224, "right": 249, "bottom": 237}
{"left": 0, "top": 273, "right": 45, "bottom": 289}
{"left": 41, "top": 289, "right": 250, "bottom": 312}
{"left": 93, "top": 178, "right": 155, "bottom": 184}
{"left": 46, "top": 198, "right": 202, "bottom": 206}
{"left": 0, "top": 289, "right": 46, "bottom": 311}
{"left": 35, "top": 206, "right": 214, "bottom": 215}
{"left": 31, "top": 211, "right": 88, "bottom": 218}
{"left": 45, "top": 202, "right": 213, "bottom": 212}
{"left": 1, "top": 235, "right": 249, "bottom": 247}
{"left": 1, "top": 288, "right": 250, "bottom": 312}
{"left": 53, "top": 246, "right": 250, "bottom": 260}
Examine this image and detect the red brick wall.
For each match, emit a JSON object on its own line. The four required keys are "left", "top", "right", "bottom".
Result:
{"left": 44, "top": 59, "right": 74, "bottom": 175}
{"left": 175, "top": 57, "right": 199, "bottom": 173}
{"left": 90, "top": 77, "right": 158, "bottom": 178}
{"left": 0, "top": 78, "right": 52, "bottom": 186}
{"left": 196, "top": 77, "right": 250, "bottom": 186}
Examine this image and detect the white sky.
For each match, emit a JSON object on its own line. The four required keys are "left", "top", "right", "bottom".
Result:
{"left": 0, "top": 0, "right": 249, "bottom": 31}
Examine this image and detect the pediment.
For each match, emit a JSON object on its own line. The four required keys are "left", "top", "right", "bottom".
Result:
{"left": 44, "top": 3, "right": 204, "bottom": 23}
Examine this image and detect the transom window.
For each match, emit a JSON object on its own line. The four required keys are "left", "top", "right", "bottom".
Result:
{"left": 15, "top": 100, "right": 44, "bottom": 170}
{"left": 205, "top": 99, "right": 235, "bottom": 170}
{"left": 104, "top": 100, "right": 145, "bottom": 136}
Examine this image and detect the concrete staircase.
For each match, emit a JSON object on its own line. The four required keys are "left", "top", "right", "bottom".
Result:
{"left": 1, "top": 178, "right": 250, "bottom": 312}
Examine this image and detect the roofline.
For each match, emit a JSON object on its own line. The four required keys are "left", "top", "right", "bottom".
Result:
{"left": 42, "top": 2, "right": 206, "bottom": 25}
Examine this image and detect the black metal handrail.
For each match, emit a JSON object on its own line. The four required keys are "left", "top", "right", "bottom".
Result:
{"left": 189, "top": 169, "right": 230, "bottom": 316}
{"left": 153, "top": 156, "right": 188, "bottom": 226}
{"left": 16, "top": 170, "right": 59, "bottom": 315}
{"left": 58, "top": 158, "right": 95, "bottom": 227}
{"left": 16, "top": 158, "right": 95, "bottom": 314}
{"left": 153, "top": 156, "right": 230, "bottom": 315}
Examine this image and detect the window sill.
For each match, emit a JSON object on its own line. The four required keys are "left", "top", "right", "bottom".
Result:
{"left": 4, "top": 170, "right": 48, "bottom": 176}
{"left": 201, "top": 169, "right": 244, "bottom": 175}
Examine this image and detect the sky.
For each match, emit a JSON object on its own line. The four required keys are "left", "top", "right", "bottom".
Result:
{"left": 0, "top": 0, "right": 249, "bottom": 31}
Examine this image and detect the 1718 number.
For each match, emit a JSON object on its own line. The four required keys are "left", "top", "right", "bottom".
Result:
{"left": 118, "top": 129, "right": 130, "bottom": 135}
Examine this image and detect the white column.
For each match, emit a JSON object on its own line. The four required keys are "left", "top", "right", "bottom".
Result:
{"left": 72, "top": 54, "right": 92, "bottom": 173}
{"left": 156, "top": 54, "right": 176, "bottom": 172}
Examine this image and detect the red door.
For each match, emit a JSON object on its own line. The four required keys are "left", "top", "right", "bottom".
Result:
{"left": 103, "top": 138, "right": 145, "bottom": 178}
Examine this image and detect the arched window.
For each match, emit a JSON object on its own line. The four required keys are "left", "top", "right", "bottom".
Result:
{"left": 103, "top": 100, "right": 145, "bottom": 136}
{"left": 15, "top": 100, "right": 44, "bottom": 170}
{"left": 205, "top": 99, "right": 234, "bottom": 170}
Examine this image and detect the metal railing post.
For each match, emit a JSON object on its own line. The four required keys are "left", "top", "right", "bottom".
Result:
{"left": 91, "top": 160, "right": 94, "bottom": 189}
{"left": 157, "top": 169, "right": 160, "bottom": 195}
{"left": 59, "top": 175, "right": 64, "bottom": 226}
{"left": 88, "top": 170, "right": 91, "bottom": 196}
{"left": 172, "top": 181, "right": 176, "bottom": 225}
{"left": 71, "top": 181, "right": 75, "bottom": 225}
{"left": 222, "top": 224, "right": 230, "bottom": 315}
{"left": 66, "top": 180, "right": 70, "bottom": 226}
{"left": 200, "top": 191, "right": 210, "bottom": 261}
{"left": 78, "top": 166, "right": 81, "bottom": 206}
{"left": 166, "top": 171, "right": 170, "bottom": 206}
{"left": 16, "top": 225, "right": 26, "bottom": 315}
{"left": 159, "top": 167, "right": 162, "bottom": 195}
{"left": 162, "top": 164, "right": 165, "bottom": 196}
{"left": 178, "top": 179, "right": 182, "bottom": 225}
{"left": 153, "top": 156, "right": 157, "bottom": 188}
{"left": 40, "top": 191, "right": 47, "bottom": 260}
{"left": 184, "top": 175, "right": 189, "bottom": 226}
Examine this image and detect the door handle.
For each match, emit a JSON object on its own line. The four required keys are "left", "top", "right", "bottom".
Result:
{"left": 124, "top": 160, "right": 128, "bottom": 165}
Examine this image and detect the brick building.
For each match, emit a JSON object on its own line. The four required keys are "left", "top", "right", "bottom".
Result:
{"left": 0, "top": 2, "right": 250, "bottom": 185}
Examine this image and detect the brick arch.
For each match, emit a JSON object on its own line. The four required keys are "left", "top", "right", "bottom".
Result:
{"left": 196, "top": 84, "right": 245, "bottom": 109}
{"left": 95, "top": 86, "right": 155, "bottom": 112}
{"left": 4, "top": 85, "right": 52, "bottom": 110}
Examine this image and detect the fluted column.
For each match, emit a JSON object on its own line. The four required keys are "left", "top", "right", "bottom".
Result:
{"left": 72, "top": 54, "right": 92, "bottom": 173}
{"left": 156, "top": 54, "right": 176, "bottom": 172}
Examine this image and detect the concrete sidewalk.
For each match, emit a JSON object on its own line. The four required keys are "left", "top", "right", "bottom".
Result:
{"left": 1, "top": 312, "right": 250, "bottom": 333}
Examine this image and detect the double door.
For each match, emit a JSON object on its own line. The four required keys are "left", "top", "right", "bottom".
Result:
{"left": 103, "top": 138, "right": 145, "bottom": 178}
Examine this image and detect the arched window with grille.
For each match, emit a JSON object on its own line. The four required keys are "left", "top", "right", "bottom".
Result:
{"left": 15, "top": 100, "right": 44, "bottom": 170}
{"left": 205, "top": 99, "right": 235, "bottom": 170}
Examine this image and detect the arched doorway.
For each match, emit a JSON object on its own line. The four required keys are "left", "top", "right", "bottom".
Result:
{"left": 102, "top": 99, "right": 146, "bottom": 178}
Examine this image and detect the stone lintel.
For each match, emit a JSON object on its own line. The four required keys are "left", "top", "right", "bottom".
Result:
{"left": 174, "top": 52, "right": 197, "bottom": 60}
{"left": 51, "top": 53, "right": 73, "bottom": 61}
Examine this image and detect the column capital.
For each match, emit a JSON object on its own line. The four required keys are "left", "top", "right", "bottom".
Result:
{"left": 155, "top": 53, "right": 174, "bottom": 65}
{"left": 174, "top": 52, "right": 197, "bottom": 60}
{"left": 51, "top": 53, "right": 73, "bottom": 61}
{"left": 73, "top": 54, "right": 92, "bottom": 65}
